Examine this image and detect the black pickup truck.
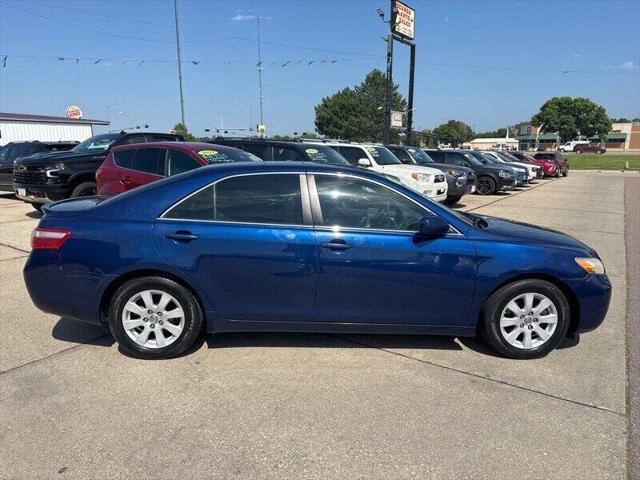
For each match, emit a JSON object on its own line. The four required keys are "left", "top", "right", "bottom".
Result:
{"left": 13, "top": 131, "right": 183, "bottom": 210}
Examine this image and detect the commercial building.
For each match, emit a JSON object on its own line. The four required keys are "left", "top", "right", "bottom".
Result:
{"left": 515, "top": 121, "right": 640, "bottom": 151}
{"left": 0, "top": 112, "right": 109, "bottom": 146}
{"left": 465, "top": 137, "right": 519, "bottom": 151}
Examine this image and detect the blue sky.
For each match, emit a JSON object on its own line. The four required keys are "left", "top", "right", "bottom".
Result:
{"left": 1, "top": 0, "right": 639, "bottom": 136}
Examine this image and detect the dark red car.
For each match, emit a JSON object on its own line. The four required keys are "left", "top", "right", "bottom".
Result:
{"left": 97, "top": 142, "right": 261, "bottom": 196}
{"left": 533, "top": 152, "right": 569, "bottom": 177}
{"left": 510, "top": 151, "right": 558, "bottom": 177}
{"left": 574, "top": 143, "right": 606, "bottom": 154}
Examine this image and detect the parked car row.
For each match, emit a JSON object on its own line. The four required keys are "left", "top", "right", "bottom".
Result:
{"left": 4, "top": 133, "right": 572, "bottom": 212}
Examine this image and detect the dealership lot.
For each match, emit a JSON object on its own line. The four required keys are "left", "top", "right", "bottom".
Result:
{"left": 0, "top": 172, "right": 635, "bottom": 479}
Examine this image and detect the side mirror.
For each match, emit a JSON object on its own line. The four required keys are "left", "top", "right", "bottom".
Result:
{"left": 357, "top": 158, "right": 372, "bottom": 167}
{"left": 418, "top": 215, "right": 450, "bottom": 238}
{"left": 400, "top": 158, "right": 414, "bottom": 165}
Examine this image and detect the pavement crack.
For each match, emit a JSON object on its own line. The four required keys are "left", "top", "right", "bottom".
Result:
{"left": 331, "top": 334, "right": 625, "bottom": 417}
{"left": 0, "top": 334, "right": 110, "bottom": 376}
{"left": 0, "top": 242, "right": 30, "bottom": 254}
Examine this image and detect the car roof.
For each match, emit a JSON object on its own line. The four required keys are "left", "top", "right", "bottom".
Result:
{"left": 214, "top": 139, "right": 314, "bottom": 148}
{"left": 111, "top": 141, "right": 240, "bottom": 153}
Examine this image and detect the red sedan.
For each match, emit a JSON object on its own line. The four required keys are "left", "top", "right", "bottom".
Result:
{"left": 97, "top": 142, "right": 261, "bottom": 196}
{"left": 510, "top": 151, "right": 558, "bottom": 177}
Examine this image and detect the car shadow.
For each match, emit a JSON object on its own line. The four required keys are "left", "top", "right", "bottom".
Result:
{"left": 52, "top": 318, "right": 114, "bottom": 347}
{"left": 207, "top": 331, "right": 463, "bottom": 352}
{"left": 26, "top": 210, "right": 42, "bottom": 219}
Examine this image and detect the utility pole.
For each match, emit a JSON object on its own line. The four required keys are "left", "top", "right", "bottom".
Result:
{"left": 173, "top": 0, "right": 186, "bottom": 127}
{"left": 257, "top": 16, "right": 265, "bottom": 138}
{"left": 383, "top": 4, "right": 394, "bottom": 145}
{"left": 406, "top": 43, "right": 415, "bottom": 144}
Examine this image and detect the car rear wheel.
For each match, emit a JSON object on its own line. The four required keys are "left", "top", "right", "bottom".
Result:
{"left": 576, "top": 150, "right": 582, "bottom": 155}
{"left": 476, "top": 176, "right": 497, "bottom": 195}
{"left": 480, "top": 279, "right": 570, "bottom": 359}
{"left": 443, "top": 195, "right": 463, "bottom": 205}
{"left": 108, "top": 277, "right": 203, "bottom": 359}
{"left": 71, "top": 181, "right": 97, "bottom": 198}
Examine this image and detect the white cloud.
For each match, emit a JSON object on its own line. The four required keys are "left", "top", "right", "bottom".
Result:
{"left": 231, "top": 14, "right": 272, "bottom": 22}
{"left": 231, "top": 14, "right": 256, "bottom": 21}
{"left": 618, "top": 61, "right": 638, "bottom": 71}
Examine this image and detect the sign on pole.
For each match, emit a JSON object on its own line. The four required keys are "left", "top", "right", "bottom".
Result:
{"left": 66, "top": 105, "right": 83, "bottom": 120}
{"left": 391, "top": 111, "right": 404, "bottom": 129}
{"left": 391, "top": 0, "right": 415, "bottom": 40}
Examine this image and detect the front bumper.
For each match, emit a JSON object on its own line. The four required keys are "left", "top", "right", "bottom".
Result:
{"left": 14, "top": 183, "right": 69, "bottom": 204}
{"left": 570, "top": 274, "right": 612, "bottom": 334}
{"left": 423, "top": 182, "right": 448, "bottom": 202}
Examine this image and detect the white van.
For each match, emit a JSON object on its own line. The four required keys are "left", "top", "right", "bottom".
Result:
{"left": 319, "top": 143, "right": 448, "bottom": 202}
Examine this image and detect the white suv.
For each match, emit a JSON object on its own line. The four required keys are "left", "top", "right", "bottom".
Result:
{"left": 559, "top": 140, "right": 589, "bottom": 152}
{"left": 319, "top": 143, "right": 448, "bottom": 202}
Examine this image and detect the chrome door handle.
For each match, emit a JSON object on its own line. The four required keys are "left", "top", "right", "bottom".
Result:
{"left": 320, "top": 240, "right": 352, "bottom": 251}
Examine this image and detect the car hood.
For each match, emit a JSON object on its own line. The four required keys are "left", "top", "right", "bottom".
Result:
{"left": 378, "top": 164, "right": 444, "bottom": 176}
{"left": 15, "top": 150, "right": 95, "bottom": 167}
{"left": 480, "top": 215, "right": 595, "bottom": 254}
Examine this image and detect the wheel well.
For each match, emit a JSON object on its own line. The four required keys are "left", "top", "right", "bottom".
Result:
{"left": 480, "top": 273, "right": 581, "bottom": 334}
{"left": 70, "top": 173, "right": 96, "bottom": 189}
{"left": 99, "top": 269, "right": 206, "bottom": 324}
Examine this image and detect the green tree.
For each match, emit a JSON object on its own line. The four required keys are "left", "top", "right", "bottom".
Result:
{"left": 432, "top": 120, "right": 474, "bottom": 147}
{"left": 314, "top": 69, "right": 407, "bottom": 142}
{"left": 172, "top": 123, "right": 196, "bottom": 141}
{"left": 531, "top": 97, "right": 611, "bottom": 142}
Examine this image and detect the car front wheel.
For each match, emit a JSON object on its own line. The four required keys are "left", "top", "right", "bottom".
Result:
{"left": 108, "top": 276, "right": 204, "bottom": 359}
{"left": 476, "top": 176, "right": 497, "bottom": 195}
{"left": 71, "top": 181, "right": 97, "bottom": 198}
{"left": 443, "top": 195, "right": 463, "bottom": 205}
{"left": 480, "top": 279, "right": 570, "bottom": 359}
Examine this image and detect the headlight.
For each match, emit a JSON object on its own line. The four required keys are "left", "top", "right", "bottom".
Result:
{"left": 56, "top": 162, "right": 66, "bottom": 170}
{"left": 447, "top": 168, "right": 464, "bottom": 177}
{"left": 498, "top": 170, "right": 512, "bottom": 178}
{"left": 411, "top": 172, "right": 431, "bottom": 182}
{"left": 575, "top": 257, "right": 605, "bottom": 274}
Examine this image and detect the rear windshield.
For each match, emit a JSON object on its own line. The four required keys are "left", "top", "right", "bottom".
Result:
{"left": 197, "top": 148, "right": 262, "bottom": 164}
{"left": 303, "top": 146, "right": 350, "bottom": 166}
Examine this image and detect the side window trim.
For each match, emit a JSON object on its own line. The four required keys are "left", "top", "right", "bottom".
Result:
{"left": 158, "top": 172, "right": 313, "bottom": 227}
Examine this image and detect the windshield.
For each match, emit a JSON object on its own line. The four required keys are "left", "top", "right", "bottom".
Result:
{"left": 73, "top": 133, "right": 121, "bottom": 153}
{"left": 462, "top": 152, "right": 485, "bottom": 166}
{"left": 197, "top": 148, "right": 262, "bottom": 164}
{"left": 483, "top": 152, "right": 506, "bottom": 163}
{"left": 407, "top": 148, "right": 435, "bottom": 164}
{"left": 303, "top": 146, "right": 350, "bottom": 166}
{"left": 369, "top": 146, "right": 401, "bottom": 165}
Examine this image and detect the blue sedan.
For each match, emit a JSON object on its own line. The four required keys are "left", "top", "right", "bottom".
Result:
{"left": 24, "top": 162, "right": 611, "bottom": 359}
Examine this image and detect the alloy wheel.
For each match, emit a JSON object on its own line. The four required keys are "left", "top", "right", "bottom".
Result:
{"left": 121, "top": 289, "right": 185, "bottom": 349}
{"left": 476, "top": 177, "right": 494, "bottom": 195}
{"left": 499, "top": 292, "right": 558, "bottom": 350}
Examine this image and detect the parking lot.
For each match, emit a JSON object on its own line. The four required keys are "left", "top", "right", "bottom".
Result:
{"left": 0, "top": 171, "right": 636, "bottom": 479}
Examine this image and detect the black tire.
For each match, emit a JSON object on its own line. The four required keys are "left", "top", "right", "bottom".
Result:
{"left": 476, "top": 176, "right": 497, "bottom": 195}
{"left": 443, "top": 195, "right": 463, "bottom": 206}
{"left": 480, "top": 279, "right": 570, "bottom": 359}
{"left": 71, "top": 181, "right": 97, "bottom": 198}
{"left": 108, "top": 276, "right": 203, "bottom": 359}
{"left": 31, "top": 203, "right": 43, "bottom": 212}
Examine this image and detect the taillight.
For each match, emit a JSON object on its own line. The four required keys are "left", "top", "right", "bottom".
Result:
{"left": 31, "top": 228, "right": 71, "bottom": 250}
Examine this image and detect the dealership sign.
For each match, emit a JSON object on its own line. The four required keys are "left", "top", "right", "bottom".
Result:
{"left": 66, "top": 105, "right": 83, "bottom": 120}
{"left": 392, "top": 0, "right": 415, "bottom": 40}
{"left": 391, "top": 111, "right": 404, "bottom": 129}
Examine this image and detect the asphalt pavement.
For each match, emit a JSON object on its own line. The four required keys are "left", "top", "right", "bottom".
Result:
{"left": 0, "top": 171, "right": 636, "bottom": 479}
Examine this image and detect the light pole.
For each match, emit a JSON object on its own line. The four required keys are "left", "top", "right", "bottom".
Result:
{"left": 173, "top": 0, "right": 186, "bottom": 127}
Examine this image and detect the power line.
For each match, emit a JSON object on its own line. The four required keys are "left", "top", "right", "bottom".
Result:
{"left": 5, "top": 0, "right": 381, "bottom": 57}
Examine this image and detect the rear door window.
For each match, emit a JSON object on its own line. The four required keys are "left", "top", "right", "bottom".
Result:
{"left": 272, "top": 146, "right": 306, "bottom": 162}
{"left": 335, "top": 146, "right": 365, "bottom": 166}
{"left": 215, "top": 174, "right": 303, "bottom": 225}
{"left": 166, "top": 150, "right": 200, "bottom": 176}
{"left": 239, "top": 143, "right": 268, "bottom": 160}
{"left": 130, "top": 148, "right": 166, "bottom": 175}
{"left": 114, "top": 150, "right": 135, "bottom": 169}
